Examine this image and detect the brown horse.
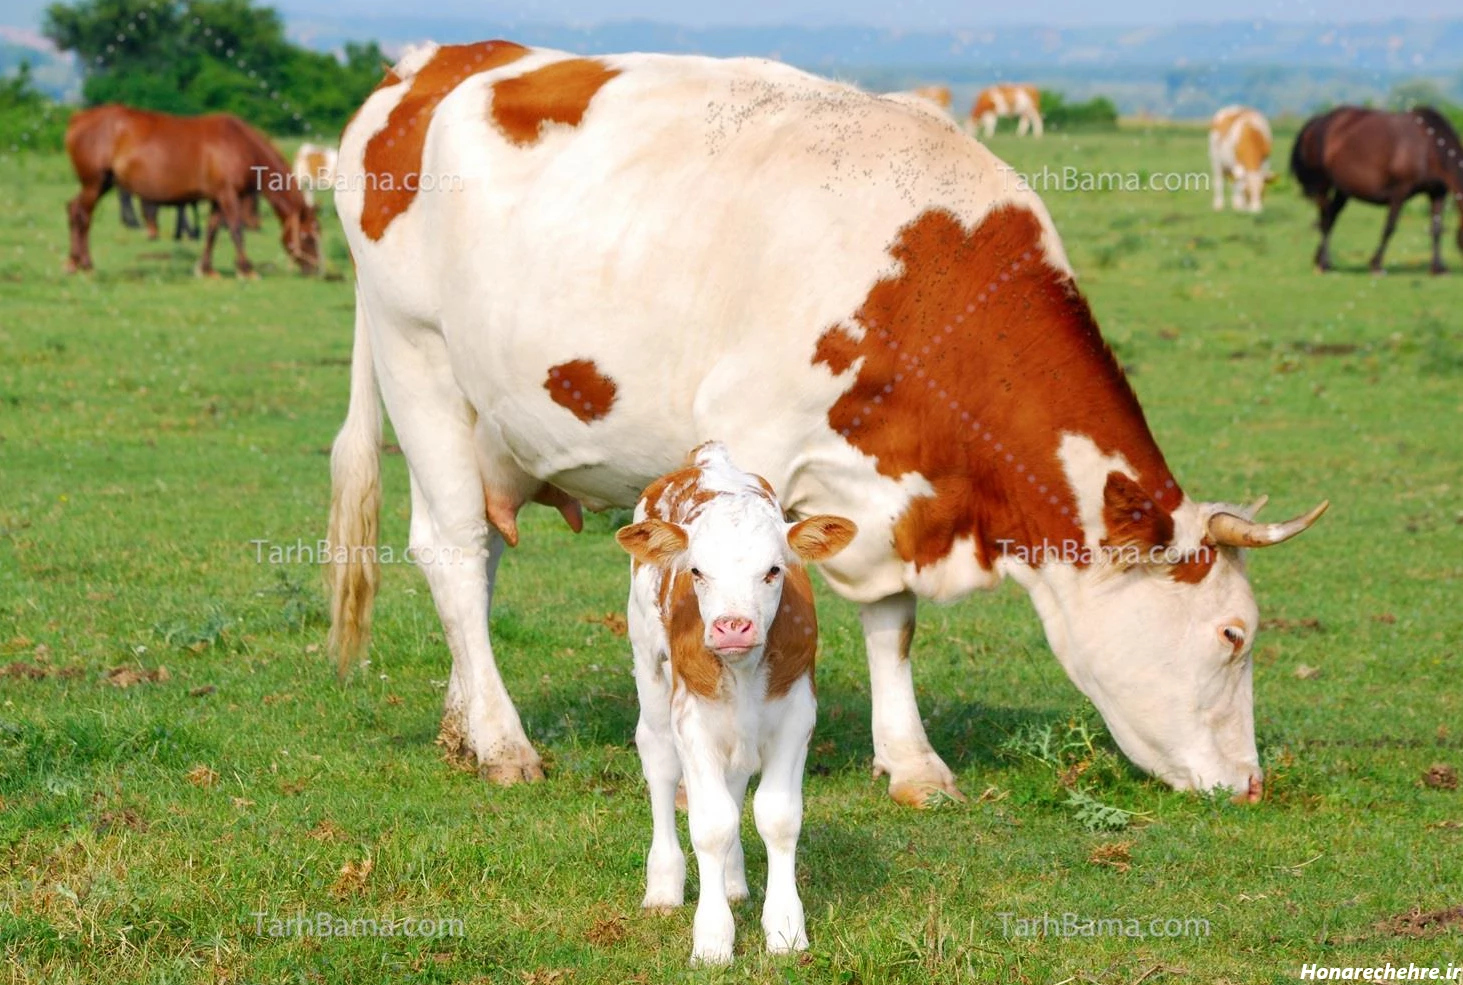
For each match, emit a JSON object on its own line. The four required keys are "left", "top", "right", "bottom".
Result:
{"left": 66, "top": 105, "right": 320, "bottom": 277}
{"left": 1290, "top": 105, "right": 1463, "bottom": 274}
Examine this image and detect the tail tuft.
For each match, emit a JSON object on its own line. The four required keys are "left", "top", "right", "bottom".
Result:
{"left": 326, "top": 300, "right": 383, "bottom": 680}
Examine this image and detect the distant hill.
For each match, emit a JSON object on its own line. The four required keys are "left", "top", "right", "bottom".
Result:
{"left": 286, "top": 16, "right": 1463, "bottom": 118}
{"left": 7, "top": 12, "right": 1462, "bottom": 117}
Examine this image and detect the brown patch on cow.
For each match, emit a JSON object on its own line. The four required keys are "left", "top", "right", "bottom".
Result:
{"left": 813, "top": 206, "right": 1180, "bottom": 574}
{"left": 360, "top": 41, "right": 528, "bottom": 240}
{"left": 1233, "top": 117, "right": 1270, "bottom": 172}
{"left": 1168, "top": 546, "right": 1217, "bottom": 584}
{"left": 490, "top": 58, "right": 620, "bottom": 146}
{"left": 765, "top": 566, "right": 818, "bottom": 699}
{"left": 641, "top": 467, "right": 720, "bottom": 527}
{"left": 897, "top": 617, "right": 915, "bottom": 663}
{"left": 971, "top": 89, "right": 997, "bottom": 119}
{"left": 1101, "top": 471, "right": 1175, "bottom": 553}
{"left": 545, "top": 359, "right": 617, "bottom": 423}
{"left": 664, "top": 569, "right": 724, "bottom": 699}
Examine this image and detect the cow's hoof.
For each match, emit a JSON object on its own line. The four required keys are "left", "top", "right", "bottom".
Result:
{"left": 480, "top": 755, "right": 545, "bottom": 786}
{"left": 884, "top": 763, "right": 967, "bottom": 807}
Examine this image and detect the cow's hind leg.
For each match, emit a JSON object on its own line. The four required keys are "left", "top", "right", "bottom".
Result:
{"left": 376, "top": 324, "right": 544, "bottom": 785}
{"left": 863, "top": 592, "right": 964, "bottom": 806}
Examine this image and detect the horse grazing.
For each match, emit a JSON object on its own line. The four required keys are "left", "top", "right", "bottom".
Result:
{"left": 1290, "top": 106, "right": 1463, "bottom": 274}
{"left": 65, "top": 105, "right": 321, "bottom": 277}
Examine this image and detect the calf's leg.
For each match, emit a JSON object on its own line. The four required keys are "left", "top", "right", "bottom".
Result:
{"left": 755, "top": 677, "right": 815, "bottom": 954}
{"left": 678, "top": 710, "right": 740, "bottom": 965}
{"left": 630, "top": 643, "right": 685, "bottom": 910}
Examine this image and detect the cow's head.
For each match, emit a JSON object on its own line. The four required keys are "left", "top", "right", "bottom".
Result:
{"left": 618, "top": 507, "right": 857, "bottom": 658}
{"left": 1006, "top": 472, "right": 1327, "bottom": 801}
{"left": 283, "top": 206, "right": 322, "bottom": 275}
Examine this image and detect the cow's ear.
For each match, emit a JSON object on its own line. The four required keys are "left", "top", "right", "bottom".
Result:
{"left": 786, "top": 515, "right": 858, "bottom": 562}
{"left": 616, "top": 519, "right": 689, "bottom": 565}
{"left": 1101, "top": 471, "right": 1174, "bottom": 552}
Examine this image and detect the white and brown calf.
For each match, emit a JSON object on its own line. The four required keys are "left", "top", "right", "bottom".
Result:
{"left": 291, "top": 142, "right": 338, "bottom": 208}
{"left": 615, "top": 442, "right": 856, "bottom": 965}
{"left": 1209, "top": 106, "right": 1273, "bottom": 212}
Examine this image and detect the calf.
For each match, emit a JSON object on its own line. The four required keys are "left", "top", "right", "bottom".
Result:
{"left": 1209, "top": 106, "right": 1273, "bottom": 212}
{"left": 615, "top": 443, "right": 857, "bottom": 965}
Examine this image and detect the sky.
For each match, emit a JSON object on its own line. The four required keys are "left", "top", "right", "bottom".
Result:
{"left": 8, "top": 0, "right": 1463, "bottom": 30}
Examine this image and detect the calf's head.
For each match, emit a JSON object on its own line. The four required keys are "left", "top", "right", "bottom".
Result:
{"left": 618, "top": 505, "right": 857, "bottom": 658}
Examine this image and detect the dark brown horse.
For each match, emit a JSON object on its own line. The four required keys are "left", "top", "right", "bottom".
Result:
{"left": 1291, "top": 106, "right": 1463, "bottom": 274}
{"left": 66, "top": 105, "right": 320, "bottom": 277}
{"left": 119, "top": 188, "right": 202, "bottom": 241}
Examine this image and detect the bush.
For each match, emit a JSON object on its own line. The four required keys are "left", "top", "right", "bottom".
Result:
{"left": 1040, "top": 91, "right": 1120, "bottom": 132}
{"left": 0, "top": 63, "right": 70, "bottom": 153}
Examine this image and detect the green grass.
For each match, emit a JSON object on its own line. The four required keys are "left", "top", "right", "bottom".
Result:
{"left": 2, "top": 124, "right": 1461, "bottom": 984}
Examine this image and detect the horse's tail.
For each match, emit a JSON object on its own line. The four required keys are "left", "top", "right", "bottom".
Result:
{"left": 1289, "top": 111, "right": 1334, "bottom": 200}
{"left": 326, "top": 297, "right": 383, "bottom": 680}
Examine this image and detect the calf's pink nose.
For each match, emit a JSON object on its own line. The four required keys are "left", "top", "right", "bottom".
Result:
{"left": 710, "top": 616, "right": 756, "bottom": 650}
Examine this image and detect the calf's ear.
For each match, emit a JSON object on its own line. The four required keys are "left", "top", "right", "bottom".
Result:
{"left": 786, "top": 515, "right": 858, "bottom": 563}
{"left": 615, "top": 519, "right": 689, "bottom": 565}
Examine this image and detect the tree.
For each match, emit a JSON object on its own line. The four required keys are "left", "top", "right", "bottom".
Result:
{"left": 43, "top": 0, "right": 388, "bottom": 136}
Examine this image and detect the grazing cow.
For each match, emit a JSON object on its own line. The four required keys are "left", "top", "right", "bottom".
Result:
{"left": 970, "top": 83, "right": 1043, "bottom": 138}
{"left": 615, "top": 442, "right": 857, "bottom": 965}
{"left": 1209, "top": 106, "right": 1274, "bottom": 213}
{"left": 903, "top": 85, "right": 953, "bottom": 111}
{"left": 328, "top": 41, "right": 1327, "bottom": 808}
{"left": 292, "top": 142, "right": 339, "bottom": 208}
{"left": 1291, "top": 105, "right": 1463, "bottom": 274}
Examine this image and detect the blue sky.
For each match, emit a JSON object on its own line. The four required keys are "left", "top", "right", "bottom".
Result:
{"left": 8, "top": 0, "right": 1463, "bottom": 30}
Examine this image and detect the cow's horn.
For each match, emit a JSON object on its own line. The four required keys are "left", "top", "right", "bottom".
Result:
{"left": 1208, "top": 500, "right": 1329, "bottom": 548}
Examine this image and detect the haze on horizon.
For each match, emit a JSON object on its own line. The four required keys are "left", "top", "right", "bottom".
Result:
{"left": 6, "top": 0, "right": 1463, "bottom": 29}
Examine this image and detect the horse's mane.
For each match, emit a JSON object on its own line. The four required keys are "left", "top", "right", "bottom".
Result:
{"left": 1410, "top": 105, "right": 1463, "bottom": 188}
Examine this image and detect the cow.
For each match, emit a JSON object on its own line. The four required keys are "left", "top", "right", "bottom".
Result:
{"left": 292, "top": 142, "right": 339, "bottom": 208}
{"left": 327, "top": 41, "right": 1328, "bottom": 810}
{"left": 901, "top": 84, "right": 953, "bottom": 112}
{"left": 614, "top": 441, "right": 857, "bottom": 965}
{"left": 1210, "top": 106, "right": 1274, "bottom": 213}
{"left": 970, "top": 83, "right": 1043, "bottom": 138}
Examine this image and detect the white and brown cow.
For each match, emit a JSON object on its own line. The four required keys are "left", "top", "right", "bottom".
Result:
{"left": 327, "top": 41, "right": 1327, "bottom": 808}
{"left": 1209, "top": 106, "right": 1273, "bottom": 212}
{"left": 616, "top": 441, "right": 856, "bottom": 964}
{"left": 970, "top": 83, "right": 1043, "bottom": 138}
{"left": 291, "top": 142, "right": 338, "bottom": 207}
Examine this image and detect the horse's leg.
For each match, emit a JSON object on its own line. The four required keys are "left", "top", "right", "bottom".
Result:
{"left": 216, "top": 194, "right": 256, "bottom": 279}
{"left": 196, "top": 204, "right": 224, "bottom": 278}
{"left": 66, "top": 176, "right": 109, "bottom": 273}
{"left": 1315, "top": 191, "right": 1348, "bottom": 272}
{"left": 1368, "top": 196, "right": 1405, "bottom": 274}
{"left": 141, "top": 200, "right": 160, "bottom": 240}
{"left": 119, "top": 189, "right": 140, "bottom": 229}
{"left": 173, "top": 204, "right": 196, "bottom": 242}
{"left": 1428, "top": 194, "right": 1445, "bottom": 275}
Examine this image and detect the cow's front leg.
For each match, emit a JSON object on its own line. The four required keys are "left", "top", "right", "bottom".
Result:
{"left": 678, "top": 713, "right": 739, "bottom": 965}
{"left": 756, "top": 678, "right": 814, "bottom": 954}
{"left": 862, "top": 592, "right": 963, "bottom": 807}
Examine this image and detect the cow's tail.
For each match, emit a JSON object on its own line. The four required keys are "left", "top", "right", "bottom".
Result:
{"left": 326, "top": 297, "right": 383, "bottom": 680}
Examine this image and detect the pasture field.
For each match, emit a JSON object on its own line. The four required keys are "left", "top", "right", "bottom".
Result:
{"left": 1, "top": 125, "right": 1461, "bottom": 985}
